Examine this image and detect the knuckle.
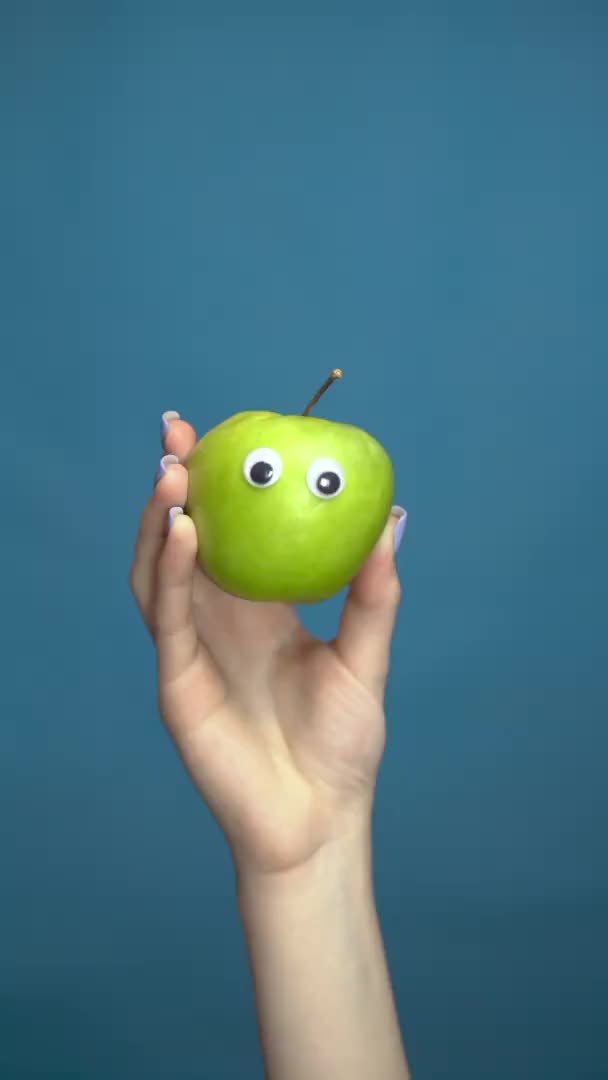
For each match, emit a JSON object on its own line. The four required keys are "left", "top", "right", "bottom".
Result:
{"left": 386, "top": 573, "right": 402, "bottom": 607}
{"left": 128, "top": 562, "right": 141, "bottom": 597}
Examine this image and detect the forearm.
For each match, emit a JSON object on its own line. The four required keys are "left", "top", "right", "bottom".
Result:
{"left": 235, "top": 823, "right": 410, "bottom": 1080}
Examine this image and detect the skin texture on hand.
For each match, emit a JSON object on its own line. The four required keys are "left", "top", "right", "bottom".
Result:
{"left": 130, "top": 411, "right": 406, "bottom": 875}
{"left": 128, "top": 410, "right": 409, "bottom": 1079}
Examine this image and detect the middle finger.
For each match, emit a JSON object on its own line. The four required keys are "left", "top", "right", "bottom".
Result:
{"left": 130, "top": 457, "right": 189, "bottom": 626}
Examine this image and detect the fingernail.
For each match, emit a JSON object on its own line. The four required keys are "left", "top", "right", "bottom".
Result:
{"left": 161, "top": 410, "right": 180, "bottom": 441}
{"left": 391, "top": 506, "right": 408, "bottom": 554}
{"left": 167, "top": 506, "right": 184, "bottom": 528}
{"left": 154, "top": 453, "right": 179, "bottom": 486}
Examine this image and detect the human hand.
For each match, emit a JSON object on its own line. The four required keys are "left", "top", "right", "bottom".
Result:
{"left": 129, "top": 412, "right": 407, "bottom": 879}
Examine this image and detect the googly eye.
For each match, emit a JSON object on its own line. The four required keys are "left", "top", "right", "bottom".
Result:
{"left": 243, "top": 447, "right": 283, "bottom": 488}
{"left": 306, "top": 458, "right": 345, "bottom": 499}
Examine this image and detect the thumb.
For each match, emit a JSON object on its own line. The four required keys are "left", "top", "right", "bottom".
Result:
{"left": 333, "top": 506, "right": 407, "bottom": 701}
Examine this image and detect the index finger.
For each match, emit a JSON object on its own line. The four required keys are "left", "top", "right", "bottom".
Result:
{"left": 161, "top": 410, "right": 198, "bottom": 461}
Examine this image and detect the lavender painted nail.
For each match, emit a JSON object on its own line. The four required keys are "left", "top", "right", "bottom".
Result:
{"left": 161, "top": 410, "right": 180, "bottom": 441}
{"left": 391, "top": 506, "right": 408, "bottom": 554}
{"left": 154, "top": 453, "right": 179, "bottom": 486}
{"left": 167, "top": 506, "right": 184, "bottom": 528}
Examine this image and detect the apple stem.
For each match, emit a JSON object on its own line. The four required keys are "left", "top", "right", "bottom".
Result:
{"left": 302, "top": 369, "right": 343, "bottom": 416}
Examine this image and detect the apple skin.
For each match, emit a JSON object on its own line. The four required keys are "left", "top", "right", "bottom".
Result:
{"left": 185, "top": 411, "right": 394, "bottom": 603}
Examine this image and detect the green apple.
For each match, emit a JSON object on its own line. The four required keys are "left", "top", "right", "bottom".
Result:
{"left": 185, "top": 370, "right": 394, "bottom": 603}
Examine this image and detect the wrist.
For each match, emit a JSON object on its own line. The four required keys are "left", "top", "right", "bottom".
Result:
{"left": 234, "top": 814, "right": 374, "bottom": 919}
{"left": 233, "top": 812, "right": 409, "bottom": 1080}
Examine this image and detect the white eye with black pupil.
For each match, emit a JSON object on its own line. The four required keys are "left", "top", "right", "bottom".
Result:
{"left": 306, "top": 458, "right": 345, "bottom": 499}
{"left": 243, "top": 447, "right": 283, "bottom": 488}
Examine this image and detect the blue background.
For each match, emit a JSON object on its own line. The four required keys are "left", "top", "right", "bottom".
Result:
{"left": 2, "top": 7, "right": 607, "bottom": 1078}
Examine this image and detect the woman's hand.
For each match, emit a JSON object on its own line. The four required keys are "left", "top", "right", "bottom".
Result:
{"left": 129, "top": 411, "right": 407, "bottom": 879}
{"left": 129, "top": 410, "right": 411, "bottom": 1079}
